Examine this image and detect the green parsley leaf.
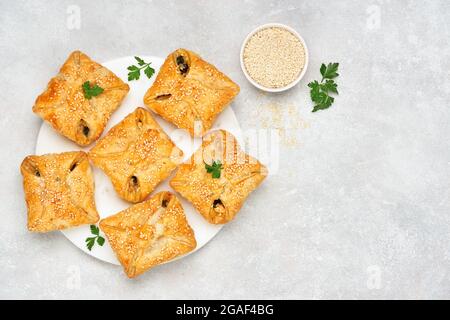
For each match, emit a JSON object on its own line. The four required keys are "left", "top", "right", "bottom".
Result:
{"left": 308, "top": 80, "right": 320, "bottom": 96}
{"left": 320, "top": 64, "right": 327, "bottom": 77}
{"left": 205, "top": 161, "right": 223, "bottom": 179}
{"left": 86, "top": 237, "right": 95, "bottom": 251}
{"left": 134, "top": 56, "right": 146, "bottom": 66}
{"left": 312, "top": 95, "right": 334, "bottom": 113}
{"left": 308, "top": 63, "right": 340, "bottom": 112}
{"left": 85, "top": 225, "right": 105, "bottom": 251}
{"left": 144, "top": 65, "right": 155, "bottom": 79}
{"left": 127, "top": 57, "right": 155, "bottom": 81}
{"left": 82, "top": 81, "right": 104, "bottom": 99}
{"left": 127, "top": 65, "right": 140, "bottom": 81}
{"left": 90, "top": 224, "right": 99, "bottom": 235}
{"left": 321, "top": 79, "right": 339, "bottom": 94}
{"left": 320, "top": 63, "right": 339, "bottom": 80}
{"left": 97, "top": 236, "right": 105, "bottom": 246}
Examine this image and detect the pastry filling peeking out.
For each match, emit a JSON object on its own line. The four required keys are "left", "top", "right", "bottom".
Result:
{"left": 79, "top": 119, "right": 90, "bottom": 137}
{"left": 135, "top": 110, "right": 145, "bottom": 127}
{"left": 176, "top": 55, "right": 189, "bottom": 76}
{"left": 23, "top": 159, "right": 41, "bottom": 177}
{"left": 213, "top": 199, "right": 224, "bottom": 208}
{"left": 69, "top": 153, "right": 85, "bottom": 172}
{"left": 128, "top": 175, "right": 140, "bottom": 192}
{"left": 161, "top": 193, "right": 172, "bottom": 208}
{"left": 212, "top": 198, "right": 226, "bottom": 215}
{"left": 155, "top": 94, "right": 172, "bottom": 101}
{"left": 70, "top": 162, "right": 77, "bottom": 172}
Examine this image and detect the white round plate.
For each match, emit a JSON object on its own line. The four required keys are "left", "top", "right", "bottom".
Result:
{"left": 35, "top": 56, "right": 242, "bottom": 265}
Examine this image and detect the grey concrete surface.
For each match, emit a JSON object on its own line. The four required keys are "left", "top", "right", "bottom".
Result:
{"left": 1, "top": 0, "right": 450, "bottom": 299}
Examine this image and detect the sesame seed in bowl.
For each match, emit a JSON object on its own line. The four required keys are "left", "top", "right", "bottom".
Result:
{"left": 240, "top": 23, "right": 308, "bottom": 92}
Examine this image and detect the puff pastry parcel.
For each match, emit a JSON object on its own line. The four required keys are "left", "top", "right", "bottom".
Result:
{"left": 143, "top": 48, "right": 240, "bottom": 137}
{"left": 20, "top": 151, "right": 99, "bottom": 232}
{"left": 33, "top": 50, "right": 129, "bottom": 146}
{"left": 89, "top": 107, "right": 183, "bottom": 203}
{"left": 170, "top": 130, "right": 267, "bottom": 224}
{"left": 100, "top": 191, "right": 196, "bottom": 278}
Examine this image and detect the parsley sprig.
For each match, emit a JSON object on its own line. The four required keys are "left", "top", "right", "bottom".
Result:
{"left": 205, "top": 161, "right": 223, "bottom": 179}
{"left": 85, "top": 225, "right": 105, "bottom": 251}
{"left": 308, "top": 63, "right": 339, "bottom": 112}
{"left": 127, "top": 56, "right": 155, "bottom": 81}
{"left": 82, "top": 81, "right": 104, "bottom": 99}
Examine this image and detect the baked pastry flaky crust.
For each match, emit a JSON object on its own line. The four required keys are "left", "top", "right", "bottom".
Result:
{"left": 20, "top": 151, "right": 99, "bottom": 232}
{"left": 143, "top": 48, "right": 240, "bottom": 137}
{"left": 170, "top": 130, "right": 267, "bottom": 224}
{"left": 33, "top": 50, "right": 129, "bottom": 146}
{"left": 100, "top": 191, "right": 196, "bottom": 278}
{"left": 89, "top": 107, "right": 183, "bottom": 203}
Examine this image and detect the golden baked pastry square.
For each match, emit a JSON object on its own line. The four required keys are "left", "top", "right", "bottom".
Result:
{"left": 89, "top": 107, "right": 183, "bottom": 203}
{"left": 170, "top": 130, "right": 267, "bottom": 224}
{"left": 100, "top": 191, "right": 197, "bottom": 278}
{"left": 20, "top": 151, "right": 99, "bottom": 232}
{"left": 143, "top": 48, "right": 240, "bottom": 137}
{"left": 33, "top": 50, "right": 130, "bottom": 146}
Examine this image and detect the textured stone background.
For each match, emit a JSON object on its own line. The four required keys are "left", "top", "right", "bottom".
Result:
{"left": 1, "top": 0, "right": 450, "bottom": 299}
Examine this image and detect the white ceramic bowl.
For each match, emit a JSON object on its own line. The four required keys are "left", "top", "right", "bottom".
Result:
{"left": 240, "top": 23, "right": 309, "bottom": 93}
